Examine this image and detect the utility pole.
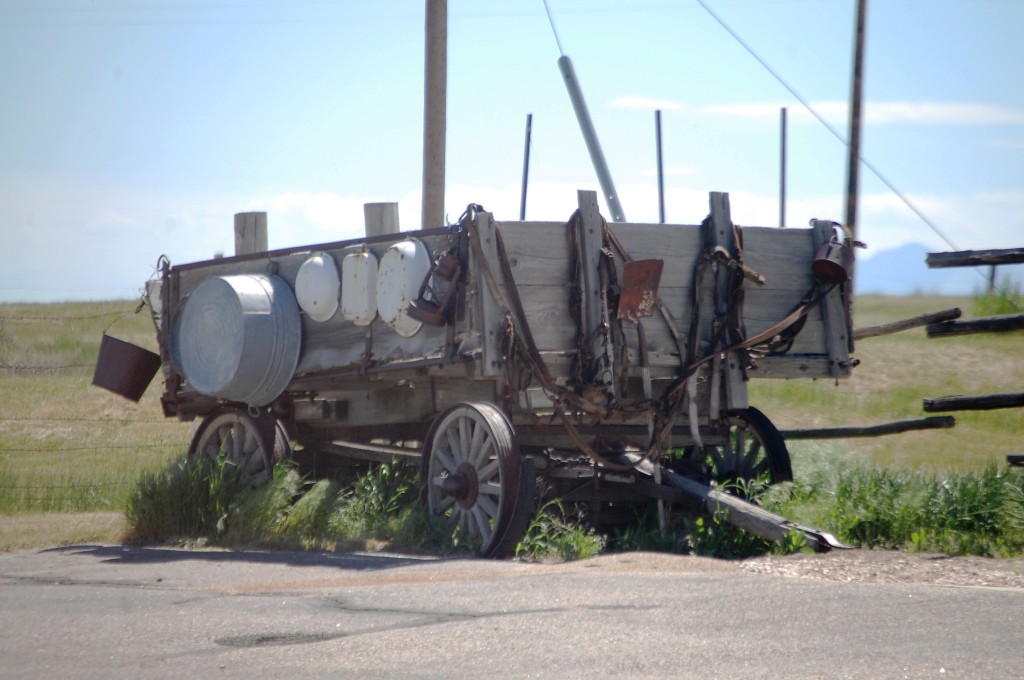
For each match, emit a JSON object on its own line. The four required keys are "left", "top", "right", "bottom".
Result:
{"left": 422, "top": 0, "right": 447, "bottom": 229}
{"left": 843, "top": 0, "right": 867, "bottom": 239}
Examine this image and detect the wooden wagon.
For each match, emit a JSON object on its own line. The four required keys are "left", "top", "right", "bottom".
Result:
{"left": 139, "top": 190, "right": 855, "bottom": 556}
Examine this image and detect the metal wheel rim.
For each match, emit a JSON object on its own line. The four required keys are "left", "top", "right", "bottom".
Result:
{"left": 424, "top": 403, "right": 520, "bottom": 556}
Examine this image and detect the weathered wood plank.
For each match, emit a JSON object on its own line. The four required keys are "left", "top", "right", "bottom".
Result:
{"left": 708, "top": 192, "right": 748, "bottom": 412}
{"left": 473, "top": 211, "right": 506, "bottom": 378}
{"left": 926, "top": 248, "right": 1024, "bottom": 268}
{"left": 854, "top": 308, "right": 961, "bottom": 339}
{"left": 627, "top": 455, "right": 832, "bottom": 552}
{"left": 745, "top": 355, "right": 836, "bottom": 379}
{"left": 780, "top": 416, "right": 955, "bottom": 440}
{"left": 923, "top": 392, "right": 1024, "bottom": 412}
{"left": 577, "top": 190, "right": 615, "bottom": 388}
{"left": 811, "top": 220, "right": 852, "bottom": 376}
{"left": 234, "top": 212, "right": 267, "bottom": 256}
{"left": 927, "top": 313, "right": 1024, "bottom": 337}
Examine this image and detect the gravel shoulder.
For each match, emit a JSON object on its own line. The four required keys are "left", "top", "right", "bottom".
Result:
{"left": 499, "top": 548, "right": 1024, "bottom": 590}
{"left": 739, "top": 549, "right": 1024, "bottom": 589}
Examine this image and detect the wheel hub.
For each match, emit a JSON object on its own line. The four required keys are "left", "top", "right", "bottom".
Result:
{"left": 452, "top": 462, "right": 480, "bottom": 510}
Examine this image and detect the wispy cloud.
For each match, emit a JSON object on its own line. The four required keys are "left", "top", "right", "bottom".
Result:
{"left": 703, "top": 101, "right": 1024, "bottom": 125}
{"left": 612, "top": 96, "right": 685, "bottom": 111}
{"left": 642, "top": 166, "right": 694, "bottom": 178}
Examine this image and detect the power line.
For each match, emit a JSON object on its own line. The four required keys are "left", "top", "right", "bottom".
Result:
{"left": 0, "top": 310, "right": 133, "bottom": 321}
{"left": 694, "top": 0, "right": 962, "bottom": 252}
{"left": 0, "top": 416, "right": 179, "bottom": 424}
{"left": 542, "top": 0, "right": 566, "bottom": 56}
{"left": 2, "top": 444, "right": 183, "bottom": 453}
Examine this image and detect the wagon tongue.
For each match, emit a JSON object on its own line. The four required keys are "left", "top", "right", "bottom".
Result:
{"left": 625, "top": 454, "right": 849, "bottom": 553}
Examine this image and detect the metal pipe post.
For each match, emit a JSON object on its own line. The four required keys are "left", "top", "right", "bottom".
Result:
{"left": 656, "top": 110, "right": 665, "bottom": 224}
{"left": 520, "top": 113, "right": 533, "bottom": 220}
{"left": 779, "top": 107, "right": 787, "bottom": 227}
{"left": 557, "top": 55, "right": 626, "bottom": 222}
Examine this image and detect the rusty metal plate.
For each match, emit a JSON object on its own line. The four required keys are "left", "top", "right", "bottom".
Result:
{"left": 617, "top": 259, "right": 664, "bottom": 320}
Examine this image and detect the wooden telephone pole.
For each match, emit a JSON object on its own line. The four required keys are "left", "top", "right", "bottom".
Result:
{"left": 843, "top": 0, "right": 868, "bottom": 239}
{"left": 422, "top": 0, "right": 447, "bottom": 230}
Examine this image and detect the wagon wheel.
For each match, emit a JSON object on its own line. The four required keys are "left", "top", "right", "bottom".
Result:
{"left": 421, "top": 402, "right": 534, "bottom": 558}
{"left": 703, "top": 407, "right": 792, "bottom": 495}
{"left": 189, "top": 407, "right": 291, "bottom": 478}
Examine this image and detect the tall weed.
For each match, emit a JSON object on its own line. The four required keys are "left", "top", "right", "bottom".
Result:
{"left": 816, "top": 465, "right": 1024, "bottom": 556}
{"left": 973, "top": 281, "right": 1022, "bottom": 317}
{"left": 515, "top": 499, "right": 604, "bottom": 561}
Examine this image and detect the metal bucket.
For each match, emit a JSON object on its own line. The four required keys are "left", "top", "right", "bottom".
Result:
{"left": 92, "top": 334, "right": 162, "bottom": 402}
{"left": 176, "top": 274, "right": 301, "bottom": 407}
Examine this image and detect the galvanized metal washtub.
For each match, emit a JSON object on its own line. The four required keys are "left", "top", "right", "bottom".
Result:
{"left": 176, "top": 274, "right": 301, "bottom": 407}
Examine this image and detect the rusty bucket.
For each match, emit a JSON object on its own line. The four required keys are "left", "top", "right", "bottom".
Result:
{"left": 92, "top": 334, "right": 162, "bottom": 402}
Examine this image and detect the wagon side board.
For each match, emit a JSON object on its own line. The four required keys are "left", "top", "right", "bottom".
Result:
{"left": 157, "top": 190, "right": 853, "bottom": 431}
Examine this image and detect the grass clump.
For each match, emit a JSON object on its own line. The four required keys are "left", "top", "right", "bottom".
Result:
{"left": 972, "top": 281, "right": 1022, "bottom": 317}
{"left": 125, "top": 457, "right": 452, "bottom": 553}
{"left": 515, "top": 500, "right": 604, "bottom": 561}
{"left": 125, "top": 454, "right": 257, "bottom": 544}
{"left": 125, "top": 450, "right": 1024, "bottom": 561}
{"left": 779, "top": 463, "right": 1024, "bottom": 557}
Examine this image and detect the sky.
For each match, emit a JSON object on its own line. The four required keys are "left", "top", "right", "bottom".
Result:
{"left": 1, "top": 0, "right": 1022, "bottom": 302}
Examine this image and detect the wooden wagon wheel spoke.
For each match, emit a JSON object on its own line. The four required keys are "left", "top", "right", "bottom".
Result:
{"left": 476, "top": 493, "right": 500, "bottom": 519}
{"left": 189, "top": 407, "right": 291, "bottom": 480}
{"left": 434, "top": 447, "right": 459, "bottom": 475}
{"left": 702, "top": 407, "right": 792, "bottom": 495}
{"left": 434, "top": 494, "right": 456, "bottom": 514}
{"left": 478, "top": 481, "right": 502, "bottom": 497}
{"left": 477, "top": 458, "right": 499, "bottom": 481}
{"left": 421, "top": 402, "right": 534, "bottom": 558}
{"left": 471, "top": 507, "right": 492, "bottom": 543}
{"left": 446, "top": 428, "right": 463, "bottom": 463}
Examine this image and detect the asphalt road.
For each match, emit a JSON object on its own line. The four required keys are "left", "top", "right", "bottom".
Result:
{"left": 0, "top": 545, "right": 1021, "bottom": 679}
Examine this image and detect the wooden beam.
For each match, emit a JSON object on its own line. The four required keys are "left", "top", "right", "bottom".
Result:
{"left": 853, "top": 308, "right": 961, "bottom": 339}
{"left": 810, "top": 219, "right": 852, "bottom": 375}
{"left": 926, "top": 248, "right": 1024, "bottom": 269}
{"left": 927, "top": 313, "right": 1024, "bottom": 337}
{"left": 472, "top": 211, "right": 505, "bottom": 378}
{"left": 234, "top": 212, "right": 267, "bottom": 256}
{"left": 780, "top": 416, "right": 955, "bottom": 440}
{"left": 421, "top": 0, "right": 447, "bottom": 229}
{"left": 707, "top": 192, "right": 748, "bottom": 412}
{"left": 627, "top": 455, "right": 837, "bottom": 552}
{"left": 363, "top": 202, "right": 400, "bottom": 238}
{"left": 312, "top": 440, "right": 421, "bottom": 465}
{"left": 577, "top": 190, "right": 615, "bottom": 391}
{"left": 924, "top": 392, "right": 1024, "bottom": 413}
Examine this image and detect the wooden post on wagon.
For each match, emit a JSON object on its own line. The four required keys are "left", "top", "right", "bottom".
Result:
{"left": 706, "top": 192, "right": 748, "bottom": 415}
{"left": 234, "top": 212, "right": 267, "bottom": 256}
{"left": 364, "top": 202, "right": 401, "bottom": 238}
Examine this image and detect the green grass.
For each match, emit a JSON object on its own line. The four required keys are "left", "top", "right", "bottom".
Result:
{"left": 749, "top": 294, "right": 1024, "bottom": 471}
{"left": 126, "top": 458, "right": 462, "bottom": 554}
{"left": 972, "top": 281, "right": 1022, "bottom": 317}
{"left": 0, "top": 300, "right": 191, "bottom": 524}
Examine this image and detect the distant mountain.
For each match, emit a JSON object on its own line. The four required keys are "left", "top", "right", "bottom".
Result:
{"left": 852, "top": 243, "right": 1022, "bottom": 296}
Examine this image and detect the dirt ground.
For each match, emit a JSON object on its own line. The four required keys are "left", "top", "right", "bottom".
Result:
{"left": 739, "top": 549, "right": 1024, "bottom": 589}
